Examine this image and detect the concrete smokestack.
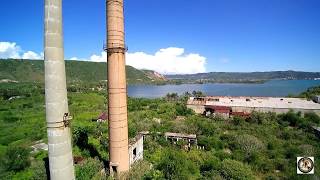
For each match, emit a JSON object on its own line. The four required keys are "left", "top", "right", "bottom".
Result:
{"left": 44, "top": 0, "right": 75, "bottom": 179}
{"left": 106, "top": 0, "right": 130, "bottom": 174}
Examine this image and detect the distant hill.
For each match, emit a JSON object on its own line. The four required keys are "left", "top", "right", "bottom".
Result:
{"left": 0, "top": 59, "right": 166, "bottom": 84}
{"left": 2, "top": 59, "right": 319, "bottom": 85}
{"left": 141, "top": 70, "right": 167, "bottom": 81}
{"left": 166, "top": 71, "right": 320, "bottom": 83}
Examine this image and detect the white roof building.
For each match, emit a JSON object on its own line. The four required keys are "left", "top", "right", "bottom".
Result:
{"left": 204, "top": 96, "right": 320, "bottom": 110}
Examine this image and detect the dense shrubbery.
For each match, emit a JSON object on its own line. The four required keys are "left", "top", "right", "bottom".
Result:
{"left": 156, "top": 149, "right": 200, "bottom": 179}
{"left": 75, "top": 158, "right": 104, "bottom": 180}
{"left": 220, "top": 159, "right": 255, "bottom": 180}
{"left": 175, "top": 103, "right": 194, "bottom": 116}
{"left": 2, "top": 146, "right": 30, "bottom": 172}
{"left": 0, "top": 83, "right": 44, "bottom": 100}
{"left": 234, "top": 134, "right": 264, "bottom": 154}
{"left": 278, "top": 110, "right": 320, "bottom": 129}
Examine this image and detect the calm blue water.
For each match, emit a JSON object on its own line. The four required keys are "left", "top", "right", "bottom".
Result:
{"left": 127, "top": 80, "right": 320, "bottom": 98}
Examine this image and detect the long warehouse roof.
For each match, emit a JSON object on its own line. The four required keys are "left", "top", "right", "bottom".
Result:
{"left": 189, "top": 96, "right": 320, "bottom": 110}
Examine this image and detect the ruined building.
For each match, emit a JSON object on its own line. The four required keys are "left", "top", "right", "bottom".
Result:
{"left": 129, "top": 133, "right": 144, "bottom": 167}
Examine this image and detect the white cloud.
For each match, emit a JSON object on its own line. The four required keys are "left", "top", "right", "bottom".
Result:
{"left": 69, "top": 52, "right": 107, "bottom": 62}
{"left": 0, "top": 42, "right": 21, "bottom": 59}
{"left": 86, "top": 47, "right": 207, "bottom": 74}
{"left": 70, "top": 57, "right": 79, "bottom": 60}
{"left": 89, "top": 52, "right": 107, "bottom": 62}
{"left": 1, "top": 42, "right": 207, "bottom": 74}
{"left": 0, "top": 41, "right": 42, "bottom": 60}
{"left": 22, "top": 51, "right": 42, "bottom": 60}
{"left": 126, "top": 47, "right": 206, "bottom": 74}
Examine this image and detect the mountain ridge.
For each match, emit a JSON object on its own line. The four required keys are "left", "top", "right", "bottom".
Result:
{"left": 166, "top": 71, "right": 320, "bottom": 83}
{"left": 0, "top": 59, "right": 166, "bottom": 84}
{"left": 2, "top": 59, "right": 320, "bottom": 85}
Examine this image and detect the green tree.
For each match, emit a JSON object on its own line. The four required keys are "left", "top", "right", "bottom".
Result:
{"left": 304, "top": 112, "right": 320, "bottom": 125}
{"left": 165, "top": 93, "right": 179, "bottom": 101}
{"left": 3, "top": 146, "right": 30, "bottom": 171}
{"left": 143, "top": 169, "right": 164, "bottom": 180}
{"left": 73, "top": 126, "right": 89, "bottom": 149}
{"left": 298, "top": 86, "right": 320, "bottom": 99}
{"left": 29, "top": 160, "right": 48, "bottom": 180}
{"left": 192, "top": 91, "right": 205, "bottom": 97}
{"left": 278, "top": 110, "right": 301, "bottom": 127}
{"left": 234, "top": 134, "right": 264, "bottom": 154}
{"left": 75, "top": 158, "right": 104, "bottom": 180}
{"left": 175, "top": 103, "right": 194, "bottom": 116}
{"left": 220, "top": 159, "right": 255, "bottom": 180}
{"left": 156, "top": 149, "right": 200, "bottom": 179}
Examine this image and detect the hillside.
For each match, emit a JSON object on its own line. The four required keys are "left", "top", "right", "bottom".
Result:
{"left": 141, "top": 70, "right": 167, "bottom": 81}
{"left": 166, "top": 71, "right": 320, "bottom": 83}
{"left": 0, "top": 59, "right": 166, "bottom": 84}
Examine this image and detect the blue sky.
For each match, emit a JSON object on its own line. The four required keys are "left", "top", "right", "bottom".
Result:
{"left": 0, "top": 0, "right": 319, "bottom": 74}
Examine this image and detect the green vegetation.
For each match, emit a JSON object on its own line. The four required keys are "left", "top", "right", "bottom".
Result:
{"left": 75, "top": 158, "right": 104, "bottom": 180}
{"left": 3, "top": 60, "right": 320, "bottom": 86}
{"left": 2, "top": 146, "right": 30, "bottom": 172}
{"left": 297, "top": 86, "right": 320, "bottom": 100}
{"left": 220, "top": 159, "right": 255, "bottom": 180}
{"left": 0, "top": 59, "right": 166, "bottom": 84}
{"left": 0, "top": 82, "right": 320, "bottom": 179}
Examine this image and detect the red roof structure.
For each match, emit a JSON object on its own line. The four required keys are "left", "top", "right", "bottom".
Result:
{"left": 205, "top": 105, "right": 231, "bottom": 113}
{"left": 98, "top": 112, "right": 108, "bottom": 120}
